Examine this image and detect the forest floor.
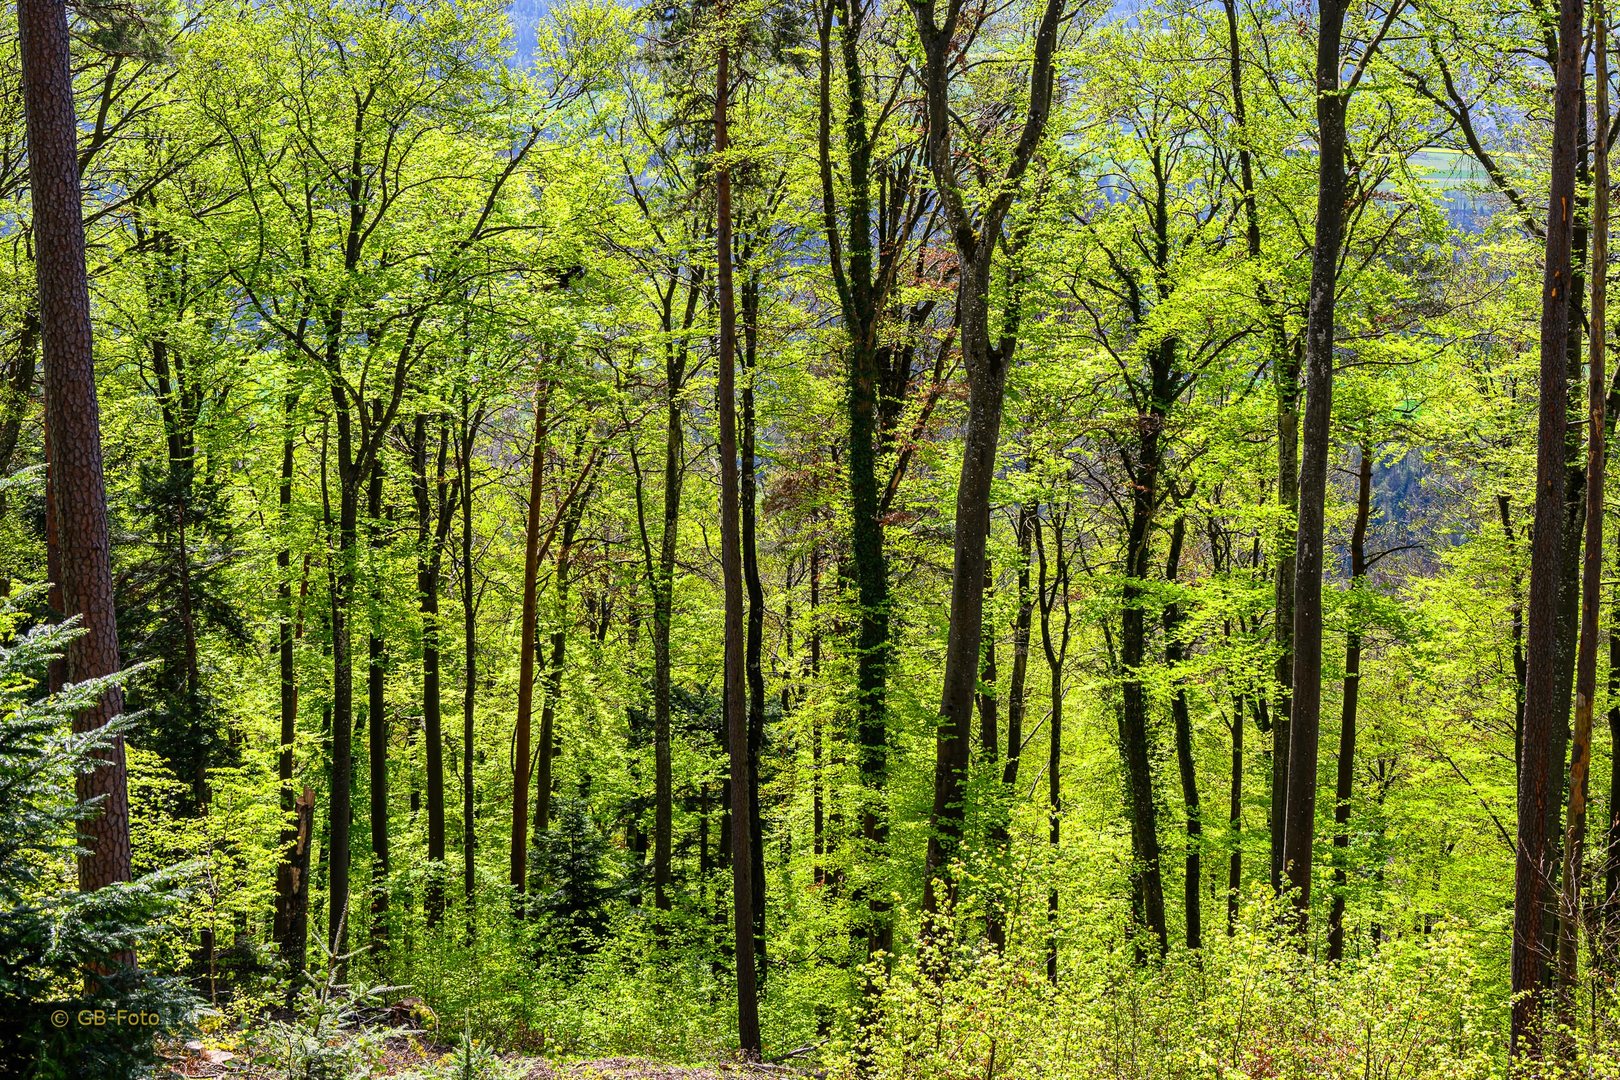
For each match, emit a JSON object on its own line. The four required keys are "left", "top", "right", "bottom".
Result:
{"left": 162, "top": 1035, "right": 824, "bottom": 1080}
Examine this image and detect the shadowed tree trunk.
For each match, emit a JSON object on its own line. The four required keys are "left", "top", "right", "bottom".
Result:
{"left": 1558, "top": 10, "right": 1609, "bottom": 1010}
{"left": 1165, "top": 516, "right": 1200, "bottom": 951}
{"left": 1036, "top": 503, "right": 1072, "bottom": 983}
{"left": 413, "top": 412, "right": 459, "bottom": 925}
{"left": 1329, "top": 445, "right": 1372, "bottom": 962}
{"left": 458, "top": 397, "right": 481, "bottom": 922}
{"left": 1512, "top": 0, "right": 1584, "bottom": 1054}
{"left": 1281, "top": 0, "right": 1352, "bottom": 926}
{"left": 740, "top": 263, "right": 767, "bottom": 976}
{"left": 274, "top": 390, "right": 307, "bottom": 964}
{"left": 366, "top": 447, "right": 388, "bottom": 948}
{"left": 911, "top": 0, "right": 1065, "bottom": 929}
{"left": 20, "top": 0, "right": 133, "bottom": 904}
{"left": 511, "top": 383, "right": 548, "bottom": 895}
{"left": 715, "top": 25, "right": 761, "bottom": 1056}
{"left": 1220, "top": 0, "right": 1296, "bottom": 894}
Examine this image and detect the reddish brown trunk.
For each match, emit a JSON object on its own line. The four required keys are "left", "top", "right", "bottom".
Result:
{"left": 19, "top": 0, "right": 133, "bottom": 900}
{"left": 1513, "top": 0, "right": 1585, "bottom": 1055}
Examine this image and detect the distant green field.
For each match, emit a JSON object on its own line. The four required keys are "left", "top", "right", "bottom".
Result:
{"left": 1409, "top": 147, "right": 1495, "bottom": 186}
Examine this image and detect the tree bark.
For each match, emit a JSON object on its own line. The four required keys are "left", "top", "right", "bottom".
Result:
{"left": 1328, "top": 445, "right": 1372, "bottom": 962}
{"left": 740, "top": 266, "right": 768, "bottom": 975}
{"left": 511, "top": 384, "right": 548, "bottom": 894}
{"left": 1281, "top": 0, "right": 1350, "bottom": 926}
{"left": 912, "top": 0, "right": 1064, "bottom": 926}
{"left": 414, "top": 413, "right": 457, "bottom": 925}
{"left": 1166, "top": 516, "right": 1200, "bottom": 951}
{"left": 1512, "top": 0, "right": 1585, "bottom": 1054}
{"left": 20, "top": 0, "right": 133, "bottom": 901}
{"left": 367, "top": 447, "right": 389, "bottom": 946}
{"left": 274, "top": 391, "right": 304, "bottom": 964}
{"left": 1558, "top": 6, "right": 1608, "bottom": 1008}
{"left": 1219, "top": 0, "right": 1296, "bottom": 894}
{"left": 459, "top": 398, "right": 479, "bottom": 921}
{"left": 1036, "top": 507, "right": 1072, "bottom": 984}
{"left": 715, "top": 30, "right": 761, "bottom": 1056}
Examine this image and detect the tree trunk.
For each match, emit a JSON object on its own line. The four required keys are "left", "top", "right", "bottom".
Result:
{"left": 1328, "top": 445, "right": 1372, "bottom": 962}
{"left": 740, "top": 269, "right": 768, "bottom": 975}
{"left": 20, "top": 0, "right": 133, "bottom": 902}
{"left": 817, "top": 0, "right": 894, "bottom": 962}
{"left": 1228, "top": 694, "right": 1243, "bottom": 937}
{"left": 1512, "top": 0, "right": 1584, "bottom": 1054}
{"left": 414, "top": 413, "right": 457, "bottom": 925}
{"left": 536, "top": 489, "right": 586, "bottom": 839}
{"left": 1281, "top": 0, "right": 1351, "bottom": 926}
{"left": 715, "top": 32, "right": 762, "bottom": 1056}
{"left": 1220, "top": 0, "right": 1296, "bottom": 895}
{"left": 911, "top": 0, "right": 1063, "bottom": 928}
{"left": 1559, "top": 11, "right": 1609, "bottom": 1009}
{"left": 511, "top": 385, "right": 548, "bottom": 894}
{"left": 367, "top": 449, "right": 389, "bottom": 947}
{"left": 274, "top": 391, "right": 304, "bottom": 963}
{"left": 1006, "top": 505, "right": 1034, "bottom": 789}
{"left": 653, "top": 316, "right": 689, "bottom": 917}
{"left": 1036, "top": 508, "right": 1071, "bottom": 984}
{"left": 459, "top": 399, "right": 479, "bottom": 921}
{"left": 1165, "top": 516, "right": 1200, "bottom": 951}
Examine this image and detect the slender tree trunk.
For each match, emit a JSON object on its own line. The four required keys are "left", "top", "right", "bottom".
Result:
{"left": 1228, "top": 694, "right": 1243, "bottom": 937}
{"left": 1281, "top": 0, "right": 1350, "bottom": 925}
{"left": 511, "top": 385, "right": 548, "bottom": 895}
{"left": 1606, "top": 516, "right": 1620, "bottom": 963}
{"left": 1166, "top": 516, "right": 1201, "bottom": 951}
{"left": 20, "top": 0, "right": 132, "bottom": 903}
{"left": 274, "top": 391, "right": 304, "bottom": 963}
{"left": 653, "top": 340, "right": 686, "bottom": 917}
{"left": 1220, "top": 0, "right": 1296, "bottom": 894}
{"left": 367, "top": 450, "right": 389, "bottom": 947}
{"left": 1512, "top": 0, "right": 1585, "bottom": 1054}
{"left": 536, "top": 492, "right": 586, "bottom": 838}
{"left": 715, "top": 31, "right": 761, "bottom": 1056}
{"left": 415, "top": 415, "right": 456, "bottom": 924}
{"left": 810, "top": 541, "right": 825, "bottom": 887}
{"left": 740, "top": 273, "right": 768, "bottom": 974}
{"left": 459, "top": 400, "right": 478, "bottom": 921}
{"left": 1036, "top": 511, "right": 1071, "bottom": 984}
{"left": 1328, "top": 445, "right": 1372, "bottom": 962}
{"left": 327, "top": 419, "right": 360, "bottom": 963}
{"left": 1559, "top": 11, "right": 1609, "bottom": 1008}
{"left": 1006, "top": 505, "right": 1034, "bottom": 789}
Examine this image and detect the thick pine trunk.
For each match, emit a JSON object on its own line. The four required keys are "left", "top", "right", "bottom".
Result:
{"left": 20, "top": 0, "right": 133, "bottom": 902}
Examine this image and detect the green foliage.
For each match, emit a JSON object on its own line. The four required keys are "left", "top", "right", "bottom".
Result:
{"left": 0, "top": 603, "right": 198, "bottom": 1078}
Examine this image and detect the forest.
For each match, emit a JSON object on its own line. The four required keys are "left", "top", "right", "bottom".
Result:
{"left": 4, "top": 0, "right": 1620, "bottom": 1075}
